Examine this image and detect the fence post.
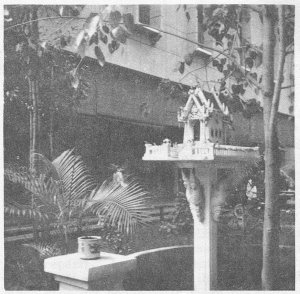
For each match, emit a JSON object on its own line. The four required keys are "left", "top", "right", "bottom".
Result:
{"left": 160, "top": 207, "right": 164, "bottom": 221}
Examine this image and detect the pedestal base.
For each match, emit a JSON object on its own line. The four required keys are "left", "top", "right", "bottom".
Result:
{"left": 44, "top": 252, "right": 136, "bottom": 290}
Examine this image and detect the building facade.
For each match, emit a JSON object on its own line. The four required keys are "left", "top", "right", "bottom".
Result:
{"left": 39, "top": 5, "right": 294, "bottom": 198}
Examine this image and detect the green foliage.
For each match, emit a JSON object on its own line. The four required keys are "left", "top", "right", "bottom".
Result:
{"left": 65, "top": 6, "right": 136, "bottom": 68}
{"left": 96, "top": 224, "right": 134, "bottom": 255}
{"left": 4, "top": 5, "right": 94, "bottom": 167}
{"left": 202, "top": 5, "right": 294, "bottom": 118}
{"left": 159, "top": 192, "right": 193, "bottom": 235}
{"left": 220, "top": 157, "right": 295, "bottom": 225}
{"left": 205, "top": 5, "right": 240, "bottom": 43}
{"left": 87, "top": 176, "right": 152, "bottom": 235}
{"left": 5, "top": 243, "right": 59, "bottom": 290}
{"left": 157, "top": 79, "right": 188, "bottom": 102}
{"left": 27, "top": 241, "right": 63, "bottom": 260}
{"left": 5, "top": 149, "right": 152, "bottom": 242}
{"left": 217, "top": 208, "right": 295, "bottom": 290}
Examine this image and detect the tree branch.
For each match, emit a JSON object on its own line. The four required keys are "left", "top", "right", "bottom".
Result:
{"left": 281, "top": 84, "right": 294, "bottom": 90}
{"left": 179, "top": 52, "right": 224, "bottom": 83}
{"left": 142, "top": 25, "right": 262, "bottom": 90}
{"left": 269, "top": 5, "right": 286, "bottom": 132}
{"left": 4, "top": 16, "right": 85, "bottom": 31}
{"left": 285, "top": 50, "right": 293, "bottom": 56}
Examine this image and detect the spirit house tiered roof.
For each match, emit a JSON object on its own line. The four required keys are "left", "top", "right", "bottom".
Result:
{"left": 143, "top": 87, "right": 260, "bottom": 162}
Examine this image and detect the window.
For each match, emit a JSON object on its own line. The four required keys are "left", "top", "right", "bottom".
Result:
{"left": 138, "top": 5, "right": 161, "bottom": 28}
{"left": 197, "top": 5, "right": 204, "bottom": 43}
{"left": 135, "top": 5, "right": 162, "bottom": 45}
{"left": 139, "top": 5, "right": 150, "bottom": 25}
{"left": 193, "top": 5, "right": 212, "bottom": 58}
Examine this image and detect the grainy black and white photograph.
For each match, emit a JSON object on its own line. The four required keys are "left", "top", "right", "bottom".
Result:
{"left": 2, "top": 1, "right": 296, "bottom": 291}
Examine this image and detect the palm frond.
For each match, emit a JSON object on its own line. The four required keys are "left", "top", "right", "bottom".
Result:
{"left": 4, "top": 165, "right": 60, "bottom": 217}
{"left": 5, "top": 150, "right": 153, "bottom": 239}
{"left": 52, "top": 149, "right": 97, "bottom": 204}
{"left": 4, "top": 200, "right": 51, "bottom": 221}
{"left": 31, "top": 152, "right": 60, "bottom": 181}
{"left": 5, "top": 163, "right": 31, "bottom": 183}
{"left": 25, "top": 242, "right": 62, "bottom": 260}
{"left": 87, "top": 177, "right": 152, "bottom": 235}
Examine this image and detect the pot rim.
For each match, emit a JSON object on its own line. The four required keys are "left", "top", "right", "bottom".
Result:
{"left": 78, "top": 236, "right": 101, "bottom": 240}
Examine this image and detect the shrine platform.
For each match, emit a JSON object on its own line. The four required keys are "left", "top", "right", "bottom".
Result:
{"left": 143, "top": 141, "right": 260, "bottom": 162}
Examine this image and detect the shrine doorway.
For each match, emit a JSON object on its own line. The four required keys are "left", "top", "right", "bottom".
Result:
{"left": 193, "top": 120, "right": 200, "bottom": 141}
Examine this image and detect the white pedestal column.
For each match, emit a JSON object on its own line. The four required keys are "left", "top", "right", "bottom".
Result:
{"left": 179, "top": 163, "right": 218, "bottom": 291}
{"left": 194, "top": 166, "right": 218, "bottom": 291}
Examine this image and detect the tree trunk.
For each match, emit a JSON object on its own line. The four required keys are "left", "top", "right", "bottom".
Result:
{"left": 262, "top": 129, "right": 280, "bottom": 290}
{"left": 63, "top": 225, "right": 69, "bottom": 254}
{"left": 49, "top": 66, "right": 55, "bottom": 160}
{"left": 28, "top": 74, "right": 40, "bottom": 242}
{"left": 28, "top": 6, "right": 40, "bottom": 241}
{"left": 29, "top": 79, "right": 38, "bottom": 171}
{"left": 28, "top": 5, "right": 40, "bottom": 172}
{"left": 49, "top": 109, "right": 54, "bottom": 160}
{"left": 29, "top": 105, "right": 33, "bottom": 167}
{"left": 261, "top": 5, "right": 286, "bottom": 290}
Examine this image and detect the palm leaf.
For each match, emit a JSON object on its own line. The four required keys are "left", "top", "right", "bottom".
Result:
{"left": 4, "top": 165, "right": 60, "bottom": 217}
{"left": 87, "top": 176, "right": 152, "bottom": 235}
{"left": 4, "top": 200, "right": 50, "bottom": 221}
{"left": 5, "top": 150, "right": 153, "bottom": 238}
{"left": 31, "top": 153, "right": 60, "bottom": 181}
{"left": 25, "top": 242, "right": 62, "bottom": 260}
{"left": 52, "top": 149, "right": 97, "bottom": 206}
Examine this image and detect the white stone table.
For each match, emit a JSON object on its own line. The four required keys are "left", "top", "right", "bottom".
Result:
{"left": 44, "top": 252, "right": 136, "bottom": 290}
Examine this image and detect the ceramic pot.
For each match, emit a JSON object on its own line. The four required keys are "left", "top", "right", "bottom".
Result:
{"left": 78, "top": 236, "right": 101, "bottom": 259}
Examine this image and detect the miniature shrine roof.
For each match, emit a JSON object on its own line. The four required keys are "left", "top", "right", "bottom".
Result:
{"left": 203, "top": 91, "right": 229, "bottom": 115}
{"left": 179, "top": 87, "right": 231, "bottom": 122}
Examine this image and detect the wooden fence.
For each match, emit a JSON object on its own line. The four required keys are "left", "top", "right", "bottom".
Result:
{"left": 4, "top": 203, "right": 177, "bottom": 243}
{"left": 5, "top": 190, "right": 294, "bottom": 243}
{"left": 279, "top": 190, "right": 295, "bottom": 206}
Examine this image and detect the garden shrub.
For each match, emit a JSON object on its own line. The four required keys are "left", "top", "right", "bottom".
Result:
{"left": 159, "top": 192, "right": 193, "bottom": 235}
{"left": 5, "top": 243, "right": 60, "bottom": 290}
{"left": 88, "top": 222, "right": 134, "bottom": 255}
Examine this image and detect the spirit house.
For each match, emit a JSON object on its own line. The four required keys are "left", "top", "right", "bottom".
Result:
{"left": 143, "top": 87, "right": 259, "bottom": 162}
{"left": 179, "top": 87, "right": 230, "bottom": 144}
{"left": 143, "top": 86, "right": 260, "bottom": 291}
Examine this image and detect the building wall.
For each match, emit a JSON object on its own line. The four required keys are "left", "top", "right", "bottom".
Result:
{"left": 38, "top": 5, "right": 294, "bottom": 169}
{"left": 230, "top": 111, "right": 294, "bottom": 148}
{"left": 246, "top": 10, "right": 294, "bottom": 115}
{"left": 39, "top": 5, "right": 209, "bottom": 89}
{"left": 39, "top": 5, "right": 294, "bottom": 117}
{"left": 78, "top": 60, "right": 294, "bottom": 149}
{"left": 78, "top": 62, "right": 179, "bottom": 127}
